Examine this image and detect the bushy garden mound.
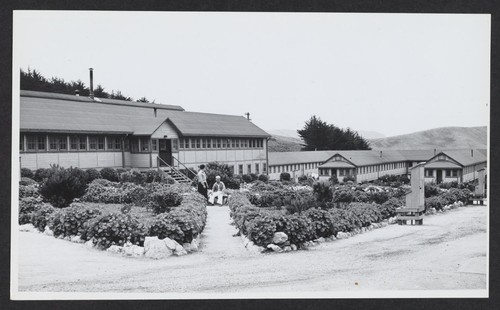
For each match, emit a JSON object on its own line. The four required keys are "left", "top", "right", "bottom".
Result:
{"left": 229, "top": 179, "right": 476, "bottom": 252}
{"left": 18, "top": 168, "right": 208, "bottom": 255}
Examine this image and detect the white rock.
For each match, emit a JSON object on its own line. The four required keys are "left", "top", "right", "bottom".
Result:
{"left": 315, "top": 237, "right": 325, "bottom": 243}
{"left": 174, "top": 245, "right": 188, "bottom": 256}
{"left": 70, "top": 235, "right": 84, "bottom": 243}
{"left": 43, "top": 226, "right": 54, "bottom": 236}
{"left": 272, "top": 232, "right": 288, "bottom": 244}
{"left": 107, "top": 245, "right": 124, "bottom": 254}
{"left": 162, "top": 237, "right": 180, "bottom": 251}
{"left": 123, "top": 244, "right": 144, "bottom": 257}
{"left": 246, "top": 241, "right": 255, "bottom": 248}
{"left": 283, "top": 246, "right": 292, "bottom": 252}
{"left": 380, "top": 222, "right": 388, "bottom": 227}
{"left": 182, "top": 243, "right": 192, "bottom": 253}
{"left": 290, "top": 244, "right": 298, "bottom": 251}
{"left": 85, "top": 240, "right": 95, "bottom": 248}
{"left": 19, "top": 223, "right": 36, "bottom": 232}
{"left": 190, "top": 239, "right": 199, "bottom": 252}
{"left": 144, "top": 236, "right": 173, "bottom": 259}
{"left": 267, "top": 244, "right": 283, "bottom": 253}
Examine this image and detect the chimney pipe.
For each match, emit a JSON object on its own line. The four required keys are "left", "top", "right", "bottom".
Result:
{"left": 245, "top": 112, "right": 251, "bottom": 121}
{"left": 434, "top": 148, "right": 436, "bottom": 155}
{"left": 75, "top": 89, "right": 80, "bottom": 97}
{"left": 380, "top": 151, "right": 382, "bottom": 158}
{"left": 471, "top": 149, "right": 473, "bottom": 157}
{"left": 89, "top": 68, "right": 94, "bottom": 99}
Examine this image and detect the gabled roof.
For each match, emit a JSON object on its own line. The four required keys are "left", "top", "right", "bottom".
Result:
{"left": 425, "top": 161, "right": 462, "bottom": 169}
{"left": 318, "top": 161, "right": 355, "bottom": 168}
{"left": 268, "top": 151, "right": 336, "bottom": 166}
{"left": 20, "top": 90, "right": 270, "bottom": 137}
{"left": 432, "top": 150, "right": 487, "bottom": 167}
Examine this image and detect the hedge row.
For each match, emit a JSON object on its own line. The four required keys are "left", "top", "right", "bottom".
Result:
{"left": 424, "top": 187, "right": 472, "bottom": 211}
{"left": 228, "top": 192, "right": 401, "bottom": 247}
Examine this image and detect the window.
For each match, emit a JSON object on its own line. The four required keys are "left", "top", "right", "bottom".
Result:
{"left": 79, "top": 136, "right": 87, "bottom": 150}
{"left": 97, "top": 137, "right": 105, "bottom": 150}
{"left": 202, "top": 138, "right": 207, "bottom": 148}
{"left": 49, "top": 136, "right": 58, "bottom": 151}
{"left": 179, "top": 139, "right": 185, "bottom": 149}
{"left": 247, "top": 164, "right": 251, "bottom": 174}
{"left": 130, "top": 137, "right": 139, "bottom": 152}
{"left": 452, "top": 170, "right": 459, "bottom": 177}
{"left": 20, "top": 135, "right": 24, "bottom": 151}
{"left": 89, "top": 136, "right": 97, "bottom": 150}
{"left": 263, "top": 163, "right": 267, "bottom": 173}
{"left": 27, "top": 136, "right": 36, "bottom": 151}
{"left": 206, "top": 138, "right": 211, "bottom": 149}
{"left": 255, "top": 163, "right": 260, "bottom": 174}
{"left": 196, "top": 138, "right": 201, "bottom": 149}
{"left": 438, "top": 154, "right": 446, "bottom": 160}
{"left": 446, "top": 169, "right": 451, "bottom": 177}
{"left": 172, "top": 139, "right": 178, "bottom": 152}
{"left": 107, "top": 136, "right": 122, "bottom": 151}
{"left": 238, "top": 164, "right": 243, "bottom": 175}
{"left": 426, "top": 169, "right": 433, "bottom": 177}
{"left": 217, "top": 139, "right": 221, "bottom": 148}
{"left": 140, "top": 137, "right": 150, "bottom": 152}
{"left": 236, "top": 139, "right": 240, "bottom": 148}
{"left": 124, "top": 138, "right": 130, "bottom": 151}
{"left": 222, "top": 139, "right": 227, "bottom": 148}
{"left": 151, "top": 139, "right": 158, "bottom": 151}
{"left": 37, "top": 136, "right": 46, "bottom": 151}
{"left": 244, "top": 139, "right": 248, "bottom": 148}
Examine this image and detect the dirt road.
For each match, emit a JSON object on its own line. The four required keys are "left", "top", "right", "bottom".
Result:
{"left": 15, "top": 204, "right": 487, "bottom": 295}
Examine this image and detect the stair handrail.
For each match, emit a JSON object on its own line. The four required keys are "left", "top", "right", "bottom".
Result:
{"left": 157, "top": 156, "right": 174, "bottom": 169}
{"left": 171, "top": 156, "right": 197, "bottom": 179}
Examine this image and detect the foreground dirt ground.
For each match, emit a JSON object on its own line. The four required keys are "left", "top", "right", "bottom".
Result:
{"left": 15, "top": 204, "right": 487, "bottom": 295}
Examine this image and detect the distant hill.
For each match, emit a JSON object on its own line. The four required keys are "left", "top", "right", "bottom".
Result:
{"left": 267, "top": 128, "right": 385, "bottom": 140}
{"left": 369, "top": 126, "right": 487, "bottom": 150}
{"left": 268, "top": 134, "right": 304, "bottom": 152}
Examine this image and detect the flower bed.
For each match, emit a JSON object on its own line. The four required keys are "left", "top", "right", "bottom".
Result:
{"left": 18, "top": 185, "right": 208, "bottom": 259}
{"left": 229, "top": 181, "right": 475, "bottom": 253}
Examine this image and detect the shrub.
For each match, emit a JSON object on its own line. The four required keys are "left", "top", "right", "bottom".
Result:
{"left": 245, "top": 216, "right": 277, "bottom": 247}
{"left": 116, "top": 168, "right": 128, "bottom": 175}
{"left": 100, "top": 167, "right": 119, "bottom": 182}
{"left": 149, "top": 190, "right": 183, "bottom": 214}
{"left": 342, "top": 175, "right": 356, "bottom": 183}
{"left": 19, "top": 184, "right": 41, "bottom": 198}
{"left": 33, "top": 167, "right": 54, "bottom": 182}
{"left": 329, "top": 174, "right": 339, "bottom": 185}
{"left": 81, "top": 179, "right": 147, "bottom": 204}
{"left": 21, "top": 168, "right": 34, "bottom": 179}
{"left": 297, "top": 175, "right": 308, "bottom": 183}
{"left": 285, "top": 195, "right": 317, "bottom": 214}
{"left": 205, "top": 162, "right": 234, "bottom": 187}
{"left": 333, "top": 188, "right": 354, "bottom": 204}
{"left": 425, "top": 183, "right": 440, "bottom": 198}
{"left": 425, "top": 196, "right": 446, "bottom": 211}
{"left": 349, "top": 203, "right": 383, "bottom": 227}
{"left": 148, "top": 193, "right": 207, "bottom": 244}
{"left": 18, "top": 197, "right": 45, "bottom": 224}
{"left": 85, "top": 168, "right": 101, "bottom": 183}
{"left": 225, "top": 177, "right": 241, "bottom": 190}
{"left": 242, "top": 174, "right": 253, "bottom": 183}
{"left": 368, "top": 191, "right": 390, "bottom": 204}
{"left": 20, "top": 177, "right": 37, "bottom": 186}
{"left": 313, "top": 181, "right": 333, "bottom": 205}
{"left": 31, "top": 204, "right": 56, "bottom": 231}
{"left": 144, "top": 169, "right": 162, "bottom": 183}
{"left": 82, "top": 213, "right": 147, "bottom": 248}
{"left": 258, "top": 174, "right": 269, "bottom": 182}
{"left": 304, "top": 208, "right": 336, "bottom": 239}
{"left": 279, "top": 172, "right": 291, "bottom": 182}
{"left": 48, "top": 203, "right": 101, "bottom": 237}
{"left": 270, "top": 213, "right": 314, "bottom": 245}
{"left": 250, "top": 173, "right": 259, "bottom": 182}
{"left": 40, "top": 167, "right": 89, "bottom": 208}
{"left": 119, "top": 169, "right": 145, "bottom": 185}
{"left": 378, "top": 197, "right": 402, "bottom": 219}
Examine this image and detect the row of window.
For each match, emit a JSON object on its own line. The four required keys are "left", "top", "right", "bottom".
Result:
{"left": 358, "top": 162, "right": 405, "bottom": 174}
{"left": 319, "top": 168, "right": 355, "bottom": 176}
{"left": 425, "top": 169, "right": 460, "bottom": 177}
{"left": 235, "top": 163, "right": 267, "bottom": 175}
{"left": 269, "top": 162, "right": 322, "bottom": 174}
{"left": 21, "top": 134, "right": 125, "bottom": 152}
{"left": 179, "top": 138, "right": 264, "bottom": 150}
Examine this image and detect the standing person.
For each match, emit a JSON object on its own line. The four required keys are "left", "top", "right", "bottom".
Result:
{"left": 197, "top": 164, "right": 208, "bottom": 201}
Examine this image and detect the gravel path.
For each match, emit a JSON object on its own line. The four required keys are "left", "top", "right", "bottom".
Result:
{"left": 15, "top": 205, "right": 487, "bottom": 295}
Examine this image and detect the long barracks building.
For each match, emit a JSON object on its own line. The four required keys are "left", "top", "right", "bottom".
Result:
{"left": 268, "top": 149, "right": 487, "bottom": 184}
{"left": 19, "top": 90, "right": 271, "bottom": 174}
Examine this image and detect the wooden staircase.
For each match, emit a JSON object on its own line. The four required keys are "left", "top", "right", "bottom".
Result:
{"left": 157, "top": 156, "right": 195, "bottom": 184}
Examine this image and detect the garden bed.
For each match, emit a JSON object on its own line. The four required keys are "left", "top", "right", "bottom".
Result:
{"left": 18, "top": 166, "right": 207, "bottom": 259}
{"left": 228, "top": 179, "right": 475, "bottom": 254}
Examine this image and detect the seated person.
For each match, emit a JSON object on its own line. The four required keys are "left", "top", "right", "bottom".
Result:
{"left": 208, "top": 176, "right": 228, "bottom": 205}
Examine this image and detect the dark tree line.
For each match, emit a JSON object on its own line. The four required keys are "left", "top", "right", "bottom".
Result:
{"left": 20, "top": 68, "right": 154, "bottom": 103}
{"left": 297, "top": 116, "right": 371, "bottom": 151}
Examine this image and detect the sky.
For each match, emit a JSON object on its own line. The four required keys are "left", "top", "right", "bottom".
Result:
{"left": 13, "top": 11, "right": 490, "bottom": 137}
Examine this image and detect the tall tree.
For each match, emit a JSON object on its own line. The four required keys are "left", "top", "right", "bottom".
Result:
{"left": 297, "top": 116, "right": 371, "bottom": 151}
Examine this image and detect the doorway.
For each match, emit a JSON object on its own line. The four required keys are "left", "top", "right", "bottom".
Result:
{"left": 436, "top": 170, "right": 442, "bottom": 184}
{"left": 159, "top": 139, "right": 172, "bottom": 166}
